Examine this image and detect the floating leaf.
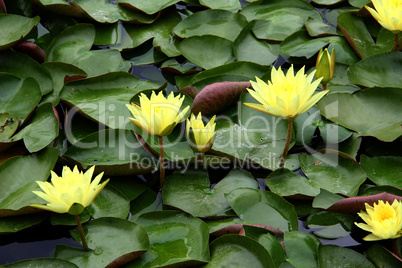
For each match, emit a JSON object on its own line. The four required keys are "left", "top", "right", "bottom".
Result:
{"left": 318, "top": 245, "right": 375, "bottom": 267}
{"left": 46, "top": 24, "right": 124, "bottom": 77}
{"left": 241, "top": 0, "right": 318, "bottom": 41}
{"left": 41, "top": 62, "right": 87, "bottom": 105}
{"left": 71, "top": 0, "right": 157, "bottom": 23}
{"left": 299, "top": 153, "right": 366, "bottom": 196}
{"left": 173, "top": 9, "right": 247, "bottom": 41}
{"left": 0, "top": 147, "right": 58, "bottom": 215}
{"left": 204, "top": 235, "right": 275, "bottom": 267}
{"left": 55, "top": 217, "right": 149, "bottom": 267}
{"left": 0, "top": 14, "right": 40, "bottom": 50}
{"left": 199, "top": 0, "right": 241, "bottom": 12}
{"left": 226, "top": 188, "right": 298, "bottom": 233}
{"left": 0, "top": 50, "right": 52, "bottom": 95}
{"left": 284, "top": 232, "right": 321, "bottom": 268}
{"left": 360, "top": 155, "right": 402, "bottom": 188}
{"left": 0, "top": 213, "right": 47, "bottom": 234}
{"left": 233, "top": 21, "right": 278, "bottom": 66}
{"left": 162, "top": 168, "right": 258, "bottom": 218}
{"left": 318, "top": 88, "right": 402, "bottom": 142}
{"left": 60, "top": 72, "right": 162, "bottom": 130}
{"left": 117, "top": 0, "right": 181, "bottom": 15}
{"left": 9, "top": 103, "right": 59, "bottom": 153}
{"left": 128, "top": 211, "right": 210, "bottom": 267}
{"left": 365, "top": 244, "right": 402, "bottom": 268}
{"left": 4, "top": 258, "right": 78, "bottom": 268}
{"left": 337, "top": 13, "right": 394, "bottom": 59}
{"left": 347, "top": 52, "right": 402, "bottom": 88}
{"left": 64, "top": 129, "right": 157, "bottom": 175}
{"left": 178, "top": 35, "right": 234, "bottom": 69}
{"left": 187, "top": 61, "right": 270, "bottom": 90}
{"left": 0, "top": 74, "right": 41, "bottom": 120}
{"left": 125, "top": 10, "right": 182, "bottom": 57}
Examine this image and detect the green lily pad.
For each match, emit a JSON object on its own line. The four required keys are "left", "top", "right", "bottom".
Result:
{"left": 360, "top": 155, "right": 402, "bottom": 188}
{"left": 317, "top": 87, "right": 402, "bottom": 142}
{"left": 199, "top": 0, "right": 241, "bottom": 12}
{"left": 266, "top": 168, "right": 321, "bottom": 197}
{"left": 258, "top": 233, "right": 286, "bottom": 267}
{"left": 128, "top": 211, "right": 210, "bottom": 267}
{"left": 71, "top": 0, "right": 157, "bottom": 23}
{"left": 312, "top": 189, "right": 344, "bottom": 209}
{"left": 0, "top": 147, "right": 58, "bottom": 215}
{"left": 337, "top": 13, "right": 394, "bottom": 59}
{"left": 162, "top": 168, "right": 259, "bottom": 218}
{"left": 9, "top": 103, "right": 59, "bottom": 153}
{"left": 233, "top": 21, "right": 278, "bottom": 66}
{"left": 225, "top": 188, "right": 298, "bottom": 233}
{"left": 0, "top": 14, "right": 40, "bottom": 50}
{"left": 46, "top": 23, "right": 124, "bottom": 77}
{"left": 203, "top": 235, "right": 275, "bottom": 268}
{"left": 178, "top": 35, "right": 234, "bottom": 69}
{"left": 129, "top": 188, "right": 162, "bottom": 221}
{"left": 298, "top": 153, "right": 366, "bottom": 196}
{"left": 307, "top": 211, "right": 354, "bottom": 231}
{"left": 305, "top": 16, "right": 338, "bottom": 37}
{"left": 187, "top": 61, "right": 270, "bottom": 90}
{"left": 212, "top": 93, "right": 290, "bottom": 171}
{"left": 318, "top": 245, "right": 375, "bottom": 268}
{"left": 284, "top": 232, "right": 321, "bottom": 268}
{"left": 326, "top": 64, "right": 361, "bottom": 94}
{"left": 41, "top": 62, "right": 87, "bottom": 105}
{"left": 0, "top": 113, "right": 19, "bottom": 142}
{"left": 0, "top": 50, "right": 53, "bottom": 95}
{"left": 0, "top": 73, "right": 41, "bottom": 120}
{"left": 0, "top": 213, "right": 47, "bottom": 234}
{"left": 241, "top": 0, "right": 318, "bottom": 41}
{"left": 348, "top": 0, "right": 370, "bottom": 8}
{"left": 117, "top": 0, "right": 181, "bottom": 15}
{"left": 4, "top": 258, "right": 78, "bottom": 268}
{"left": 281, "top": 30, "right": 358, "bottom": 63}
{"left": 59, "top": 72, "right": 162, "bottom": 130}
{"left": 173, "top": 9, "right": 247, "bottom": 42}
{"left": 347, "top": 52, "right": 402, "bottom": 88}
{"left": 64, "top": 129, "right": 157, "bottom": 175}
{"left": 33, "top": 0, "right": 85, "bottom": 17}
{"left": 55, "top": 217, "right": 149, "bottom": 267}
{"left": 125, "top": 10, "right": 182, "bottom": 57}
{"left": 318, "top": 120, "right": 353, "bottom": 144}
{"left": 365, "top": 244, "right": 402, "bottom": 268}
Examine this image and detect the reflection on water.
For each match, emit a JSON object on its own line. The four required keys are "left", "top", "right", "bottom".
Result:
{"left": 0, "top": 238, "right": 81, "bottom": 265}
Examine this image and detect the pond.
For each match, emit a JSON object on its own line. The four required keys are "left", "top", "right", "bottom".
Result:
{"left": 0, "top": 0, "right": 401, "bottom": 267}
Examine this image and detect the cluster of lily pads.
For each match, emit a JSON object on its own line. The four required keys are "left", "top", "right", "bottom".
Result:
{"left": 0, "top": 0, "right": 401, "bottom": 267}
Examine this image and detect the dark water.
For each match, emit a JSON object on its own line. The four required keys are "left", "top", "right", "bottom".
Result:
{"left": 0, "top": 238, "right": 81, "bottom": 265}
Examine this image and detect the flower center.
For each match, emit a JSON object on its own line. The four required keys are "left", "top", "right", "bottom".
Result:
{"left": 375, "top": 206, "right": 394, "bottom": 222}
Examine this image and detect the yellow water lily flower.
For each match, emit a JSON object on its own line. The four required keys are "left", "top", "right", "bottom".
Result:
{"left": 244, "top": 65, "right": 328, "bottom": 119}
{"left": 355, "top": 199, "right": 402, "bottom": 241}
{"left": 126, "top": 91, "right": 190, "bottom": 136}
{"left": 30, "top": 166, "right": 109, "bottom": 215}
{"left": 315, "top": 48, "right": 336, "bottom": 85}
{"left": 186, "top": 112, "right": 216, "bottom": 152}
{"left": 366, "top": 0, "right": 402, "bottom": 33}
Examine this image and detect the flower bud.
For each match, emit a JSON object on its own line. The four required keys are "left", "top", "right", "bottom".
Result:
{"left": 315, "top": 48, "right": 335, "bottom": 85}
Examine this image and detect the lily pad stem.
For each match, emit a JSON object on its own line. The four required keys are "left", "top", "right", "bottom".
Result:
{"left": 392, "top": 33, "right": 399, "bottom": 51}
{"left": 75, "top": 214, "right": 89, "bottom": 250}
{"left": 159, "top": 135, "right": 165, "bottom": 188}
{"left": 279, "top": 119, "right": 293, "bottom": 168}
{"left": 197, "top": 151, "right": 202, "bottom": 165}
